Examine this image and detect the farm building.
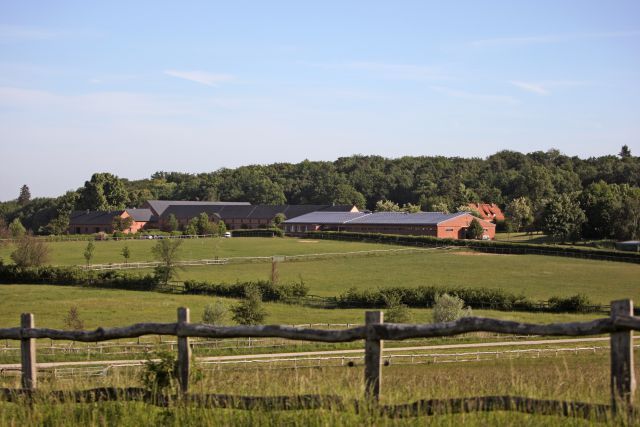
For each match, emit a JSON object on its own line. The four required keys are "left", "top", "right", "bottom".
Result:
{"left": 158, "top": 204, "right": 358, "bottom": 230}
{"left": 467, "top": 203, "right": 505, "bottom": 222}
{"left": 68, "top": 201, "right": 359, "bottom": 234}
{"left": 282, "top": 211, "right": 496, "bottom": 240}
{"left": 68, "top": 209, "right": 149, "bottom": 234}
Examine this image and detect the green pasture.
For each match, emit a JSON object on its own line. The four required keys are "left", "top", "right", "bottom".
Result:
{"left": 0, "top": 237, "right": 398, "bottom": 265}
{"left": 178, "top": 251, "right": 640, "bottom": 303}
{"left": 0, "top": 285, "right": 601, "bottom": 330}
{"left": 1, "top": 236, "right": 638, "bottom": 303}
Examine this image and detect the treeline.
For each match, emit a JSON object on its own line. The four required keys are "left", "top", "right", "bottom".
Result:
{"left": 1, "top": 147, "right": 639, "bottom": 241}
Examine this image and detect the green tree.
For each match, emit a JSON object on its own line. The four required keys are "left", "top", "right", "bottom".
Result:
{"left": 8, "top": 218, "right": 26, "bottom": 238}
{"left": 10, "top": 235, "right": 50, "bottom": 267}
{"left": 63, "top": 306, "right": 84, "bottom": 330}
{"left": 83, "top": 241, "right": 95, "bottom": 266}
{"left": 202, "top": 301, "right": 227, "bottom": 325}
{"left": 217, "top": 221, "right": 227, "bottom": 236}
{"left": 430, "top": 201, "right": 450, "bottom": 213}
{"left": 121, "top": 245, "right": 131, "bottom": 264}
{"left": 231, "top": 286, "right": 267, "bottom": 325}
{"left": 112, "top": 216, "right": 134, "bottom": 233}
{"left": 505, "top": 197, "right": 534, "bottom": 232}
{"left": 382, "top": 293, "right": 412, "bottom": 323}
{"left": 151, "top": 239, "right": 183, "bottom": 285}
{"left": 375, "top": 199, "right": 401, "bottom": 212}
{"left": 196, "top": 212, "right": 216, "bottom": 235}
{"left": 401, "top": 203, "right": 421, "bottom": 213}
{"left": 466, "top": 218, "right": 484, "bottom": 239}
{"left": 17, "top": 185, "right": 31, "bottom": 206}
{"left": 164, "top": 213, "right": 179, "bottom": 232}
{"left": 619, "top": 145, "right": 632, "bottom": 159}
{"left": 272, "top": 213, "right": 286, "bottom": 227}
{"left": 614, "top": 187, "right": 640, "bottom": 240}
{"left": 541, "top": 194, "right": 586, "bottom": 243}
{"left": 579, "top": 181, "right": 621, "bottom": 239}
{"left": 432, "top": 293, "right": 472, "bottom": 323}
{"left": 76, "top": 172, "right": 129, "bottom": 211}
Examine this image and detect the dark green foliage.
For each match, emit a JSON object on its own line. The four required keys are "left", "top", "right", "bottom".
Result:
{"left": 151, "top": 239, "right": 183, "bottom": 285}
{"left": 164, "top": 213, "right": 179, "bottom": 232}
{"left": 466, "top": 218, "right": 484, "bottom": 240}
{"left": 140, "top": 351, "right": 178, "bottom": 393}
{"left": 11, "top": 235, "right": 49, "bottom": 267}
{"left": 542, "top": 194, "right": 586, "bottom": 242}
{"left": 17, "top": 185, "right": 31, "bottom": 206}
{"left": 76, "top": 172, "right": 129, "bottom": 211}
{"left": 547, "top": 294, "right": 595, "bottom": 313}
{"left": 382, "top": 292, "right": 412, "bottom": 323}
{"left": 0, "top": 264, "right": 158, "bottom": 290}
{"left": 231, "top": 286, "right": 267, "bottom": 325}
{"left": 231, "top": 228, "right": 284, "bottom": 237}
{"left": 183, "top": 279, "right": 308, "bottom": 301}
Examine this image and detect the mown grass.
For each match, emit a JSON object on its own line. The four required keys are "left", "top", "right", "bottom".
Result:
{"left": 2, "top": 237, "right": 638, "bottom": 303}
{"left": 177, "top": 251, "right": 640, "bottom": 303}
{"left": 0, "top": 237, "right": 398, "bottom": 266}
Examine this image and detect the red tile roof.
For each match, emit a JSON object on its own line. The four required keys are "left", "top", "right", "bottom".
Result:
{"left": 468, "top": 203, "right": 505, "bottom": 222}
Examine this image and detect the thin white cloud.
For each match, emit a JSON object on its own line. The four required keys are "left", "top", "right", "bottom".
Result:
{"left": 305, "top": 61, "right": 448, "bottom": 80}
{"left": 431, "top": 86, "right": 518, "bottom": 104}
{"left": 164, "top": 70, "right": 235, "bottom": 86}
{"left": 471, "top": 30, "right": 640, "bottom": 47}
{"left": 510, "top": 81, "right": 549, "bottom": 95}
{"left": 509, "top": 80, "right": 588, "bottom": 96}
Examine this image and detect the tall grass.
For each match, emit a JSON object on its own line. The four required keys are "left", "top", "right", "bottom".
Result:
{"left": 1, "top": 352, "right": 637, "bottom": 425}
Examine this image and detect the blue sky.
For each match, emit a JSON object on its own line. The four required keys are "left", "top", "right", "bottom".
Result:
{"left": 1, "top": 1, "right": 639, "bottom": 200}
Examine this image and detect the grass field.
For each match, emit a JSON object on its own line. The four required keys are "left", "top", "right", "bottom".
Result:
{"left": 2, "top": 237, "right": 639, "bottom": 303}
{"left": 1, "top": 350, "right": 638, "bottom": 425}
{"left": 0, "top": 237, "right": 398, "bottom": 266}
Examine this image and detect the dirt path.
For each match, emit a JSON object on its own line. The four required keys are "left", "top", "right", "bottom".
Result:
{"left": 0, "top": 336, "right": 622, "bottom": 371}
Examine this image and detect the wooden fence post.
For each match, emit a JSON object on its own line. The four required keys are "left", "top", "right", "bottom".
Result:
{"left": 364, "top": 311, "right": 383, "bottom": 401}
{"left": 177, "top": 307, "right": 191, "bottom": 395}
{"left": 610, "top": 299, "right": 636, "bottom": 414}
{"left": 21, "top": 313, "right": 37, "bottom": 391}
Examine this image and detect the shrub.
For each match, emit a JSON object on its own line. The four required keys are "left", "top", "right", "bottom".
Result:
{"left": 63, "top": 306, "right": 84, "bottom": 330}
{"left": 383, "top": 292, "right": 412, "bottom": 323}
{"left": 548, "top": 294, "right": 595, "bottom": 313}
{"left": 10, "top": 236, "right": 50, "bottom": 267}
{"left": 432, "top": 293, "right": 472, "bottom": 323}
{"left": 231, "top": 286, "right": 267, "bottom": 325}
{"left": 202, "top": 301, "right": 227, "bottom": 325}
{"left": 140, "top": 351, "right": 178, "bottom": 393}
{"left": 152, "top": 239, "right": 182, "bottom": 285}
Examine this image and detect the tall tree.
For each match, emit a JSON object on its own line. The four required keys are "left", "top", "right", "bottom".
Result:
{"left": 619, "top": 145, "right": 632, "bottom": 159}
{"left": 76, "top": 173, "right": 128, "bottom": 211}
{"left": 505, "top": 197, "right": 534, "bottom": 232}
{"left": 151, "top": 239, "right": 183, "bottom": 285}
{"left": 17, "top": 185, "right": 31, "bottom": 206}
{"left": 541, "top": 194, "right": 586, "bottom": 243}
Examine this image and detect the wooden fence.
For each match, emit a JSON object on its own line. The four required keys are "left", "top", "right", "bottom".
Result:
{"left": 0, "top": 300, "right": 638, "bottom": 419}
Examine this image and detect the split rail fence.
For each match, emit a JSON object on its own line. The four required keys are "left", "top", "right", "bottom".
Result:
{"left": 0, "top": 299, "right": 638, "bottom": 420}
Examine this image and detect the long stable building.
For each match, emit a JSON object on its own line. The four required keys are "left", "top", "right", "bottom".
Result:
{"left": 282, "top": 211, "right": 496, "bottom": 240}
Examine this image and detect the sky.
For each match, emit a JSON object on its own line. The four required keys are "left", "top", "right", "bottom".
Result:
{"left": 1, "top": 1, "right": 639, "bottom": 201}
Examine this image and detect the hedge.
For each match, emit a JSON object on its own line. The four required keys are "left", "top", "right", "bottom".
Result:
{"left": 335, "top": 286, "right": 599, "bottom": 313}
{"left": 183, "top": 279, "right": 308, "bottom": 301}
{"left": 0, "top": 264, "right": 158, "bottom": 291}
{"left": 303, "top": 231, "right": 640, "bottom": 264}
{"left": 231, "top": 228, "right": 284, "bottom": 238}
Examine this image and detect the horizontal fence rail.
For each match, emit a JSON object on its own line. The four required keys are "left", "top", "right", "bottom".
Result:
{"left": 0, "top": 299, "right": 637, "bottom": 420}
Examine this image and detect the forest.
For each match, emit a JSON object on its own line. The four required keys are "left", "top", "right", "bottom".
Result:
{"left": 1, "top": 147, "right": 639, "bottom": 242}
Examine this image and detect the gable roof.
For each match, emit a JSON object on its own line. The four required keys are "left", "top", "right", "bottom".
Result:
{"left": 282, "top": 211, "right": 370, "bottom": 224}
{"left": 284, "top": 211, "right": 496, "bottom": 227}
{"left": 468, "top": 203, "right": 505, "bottom": 222}
{"left": 160, "top": 204, "right": 358, "bottom": 221}
{"left": 143, "top": 200, "right": 251, "bottom": 216}
{"left": 69, "top": 210, "right": 125, "bottom": 225}
{"left": 125, "top": 208, "right": 155, "bottom": 222}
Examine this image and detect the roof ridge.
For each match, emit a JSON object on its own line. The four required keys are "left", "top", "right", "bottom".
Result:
{"left": 344, "top": 212, "right": 370, "bottom": 223}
